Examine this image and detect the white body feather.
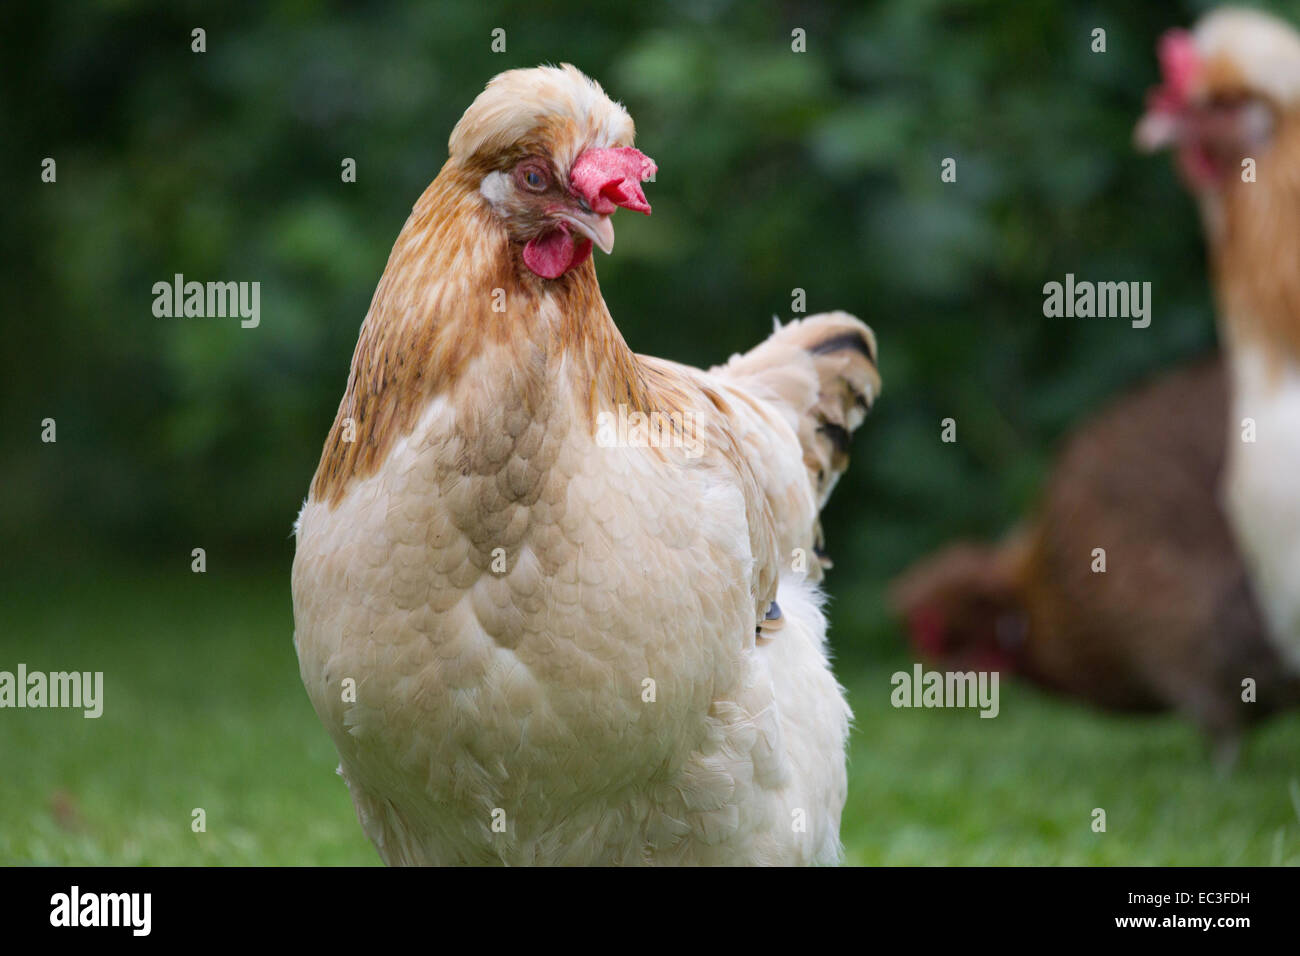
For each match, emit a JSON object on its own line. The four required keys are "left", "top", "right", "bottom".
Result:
{"left": 293, "top": 371, "right": 851, "bottom": 865}
{"left": 1225, "top": 348, "right": 1300, "bottom": 672}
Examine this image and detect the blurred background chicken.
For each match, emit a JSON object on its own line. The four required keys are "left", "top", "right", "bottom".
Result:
{"left": 892, "top": 357, "right": 1300, "bottom": 763}
{"left": 1137, "top": 7, "right": 1300, "bottom": 673}
{"left": 894, "top": 7, "right": 1300, "bottom": 764}
{"left": 291, "top": 65, "right": 879, "bottom": 865}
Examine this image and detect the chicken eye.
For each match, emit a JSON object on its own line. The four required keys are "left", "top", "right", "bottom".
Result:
{"left": 518, "top": 163, "right": 550, "bottom": 193}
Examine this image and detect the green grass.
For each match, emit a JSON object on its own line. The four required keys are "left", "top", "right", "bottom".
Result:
{"left": 841, "top": 673, "right": 1300, "bottom": 865}
{"left": 0, "top": 564, "right": 375, "bottom": 865}
{"left": 2, "top": 566, "right": 1298, "bottom": 865}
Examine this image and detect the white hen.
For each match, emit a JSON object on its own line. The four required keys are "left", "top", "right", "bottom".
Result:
{"left": 292, "top": 64, "right": 879, "bottom": 865}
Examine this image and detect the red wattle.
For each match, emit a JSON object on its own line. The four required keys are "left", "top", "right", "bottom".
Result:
{"left": 522, "top": 223, "right": 592, "bottom": 279}
{"left": 908, "top": 608, "right": 947, "bottom": 658}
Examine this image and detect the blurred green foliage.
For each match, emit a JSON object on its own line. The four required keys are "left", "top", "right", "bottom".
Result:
{"left": 4, "top": 0, "right": 1297, "bottom": 659}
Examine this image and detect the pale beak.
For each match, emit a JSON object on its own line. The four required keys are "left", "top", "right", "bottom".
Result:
{"left": 557, "top": 210, "right": 616, "bottom": 254}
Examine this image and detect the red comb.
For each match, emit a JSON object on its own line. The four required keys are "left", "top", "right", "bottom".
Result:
{"left": 1149, "top": 28, "right": 1200, "bottom": 112}
{"left": 571, "top": 147, "right": 656, "bottom": 215}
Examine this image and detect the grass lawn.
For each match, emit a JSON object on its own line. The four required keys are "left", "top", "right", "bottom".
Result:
{"left": 2, "top": 564, "right": 1298, "bottom": 865}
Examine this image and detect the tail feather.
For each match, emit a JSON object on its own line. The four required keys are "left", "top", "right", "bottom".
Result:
{"left": 714, "top": 310, "right": 880, "bottom": 516}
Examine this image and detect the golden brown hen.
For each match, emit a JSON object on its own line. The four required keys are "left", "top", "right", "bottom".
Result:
{"left": 892, "top": 359, "right": 1300, "bottom": 764}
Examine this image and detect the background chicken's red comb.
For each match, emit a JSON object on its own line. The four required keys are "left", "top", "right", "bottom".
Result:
{"left": 571, "top": 147, "right": 656, "bottom": 215}
{"left": 1150, "top": 28, "right": 1200, "bottom": 111}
